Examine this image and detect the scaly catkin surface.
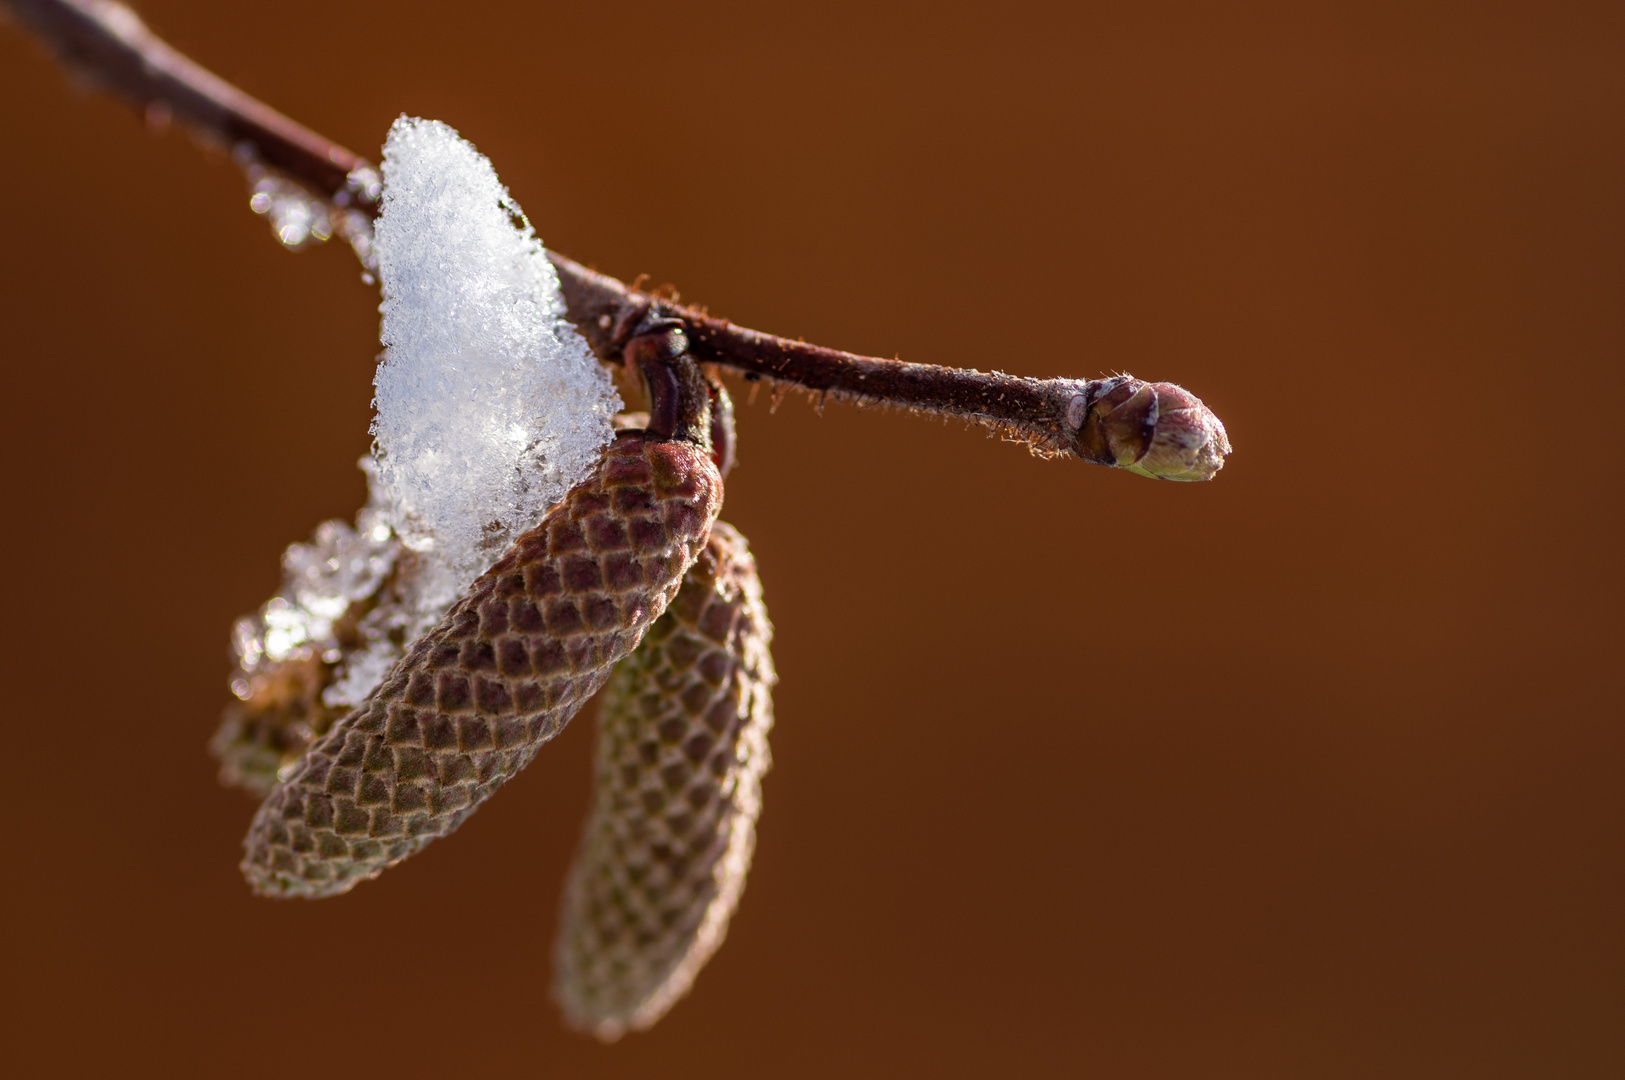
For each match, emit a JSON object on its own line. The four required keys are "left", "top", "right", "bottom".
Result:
{"left": 241, "top": 432, "right": 722, "bottom": 898}
{"left": 554, "top": 521, "right": 775, "bottom": 1040}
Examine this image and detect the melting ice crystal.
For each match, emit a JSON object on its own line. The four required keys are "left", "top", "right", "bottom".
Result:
{"left": 216, "top": 459, "right": 410, "bottom": 793}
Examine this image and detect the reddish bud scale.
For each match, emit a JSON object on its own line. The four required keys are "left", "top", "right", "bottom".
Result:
{"left": 241, "top": 432, "right": 723, "bottom": 898}
{"left": 554, "top": 522, "right": 775, "bottom": 1040}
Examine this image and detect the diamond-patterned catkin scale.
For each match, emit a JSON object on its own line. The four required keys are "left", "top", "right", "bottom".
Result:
{"left": 241, "top": 432, "right": 723, "bottom": 898}
{"left": 554, "top": 521, "right": 775, "bottom": 1040}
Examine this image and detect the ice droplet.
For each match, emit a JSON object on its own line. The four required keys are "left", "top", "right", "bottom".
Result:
{"left": 241, "top": 166, "right": 331, "bottom": 251}
{"left": 234, "top": 143, "right": 362, "bottom": 255}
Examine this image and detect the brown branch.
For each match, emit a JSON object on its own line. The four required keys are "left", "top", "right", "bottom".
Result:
{"left": 3, "top": 0, "right": 1231, "bottom": 480}
{"left": 554, "top": 258, "right": 1081, "bottom": 457}
{"left": 4, "top": 0, "right": 368, "bottom": 197}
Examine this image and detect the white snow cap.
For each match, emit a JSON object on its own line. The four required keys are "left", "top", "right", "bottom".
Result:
{"left": 372, "top": 117, "right": 620, "bottom": 611}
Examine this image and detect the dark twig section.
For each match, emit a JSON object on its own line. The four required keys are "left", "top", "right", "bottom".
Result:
{"left": 5, "top": 0, "right": 1230, "bottom": 479}
{"left": 4, "top": 0, "right": 371, "bottom": 201}
{"left": 554, "top": 255, "right": 1081, "bottom": 455}
{"left": 552, "top": 257, "right": 1229, "bottom": 478}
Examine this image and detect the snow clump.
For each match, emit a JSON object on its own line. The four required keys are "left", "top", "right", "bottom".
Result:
{"left": 371, "top": 116, "right": 620, "bottom": 614}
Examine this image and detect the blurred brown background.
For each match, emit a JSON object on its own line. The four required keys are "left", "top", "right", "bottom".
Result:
{"left": 1, "top": 1, "right": 1620, "bottom": 1076}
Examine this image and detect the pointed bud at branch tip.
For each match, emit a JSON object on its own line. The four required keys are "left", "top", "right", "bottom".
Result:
{"left": 1071, "top": 378, "right": 1231, "bottom": 482}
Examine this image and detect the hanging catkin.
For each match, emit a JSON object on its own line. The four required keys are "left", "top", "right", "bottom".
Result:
{"left": 554, "top": 521, "right": 775, "bottom": 1039}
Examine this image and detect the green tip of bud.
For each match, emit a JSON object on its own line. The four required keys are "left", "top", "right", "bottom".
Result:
{"left": 1069, "top": 378, "right": 1231, "bottom": 481}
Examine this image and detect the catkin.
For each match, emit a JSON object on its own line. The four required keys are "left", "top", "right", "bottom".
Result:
{"left": 241, "top": 432, "right": 722, "bottom": 898}
{"left": 554, "top": 521, "right": 775, "bottom": 1040}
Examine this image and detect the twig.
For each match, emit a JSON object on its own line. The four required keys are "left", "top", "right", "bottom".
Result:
{"left": 4, "top": 0, "right": 364, "bottom": 194}
{"left": 3, "top": 0, "right": 1231, "bottom": 480}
